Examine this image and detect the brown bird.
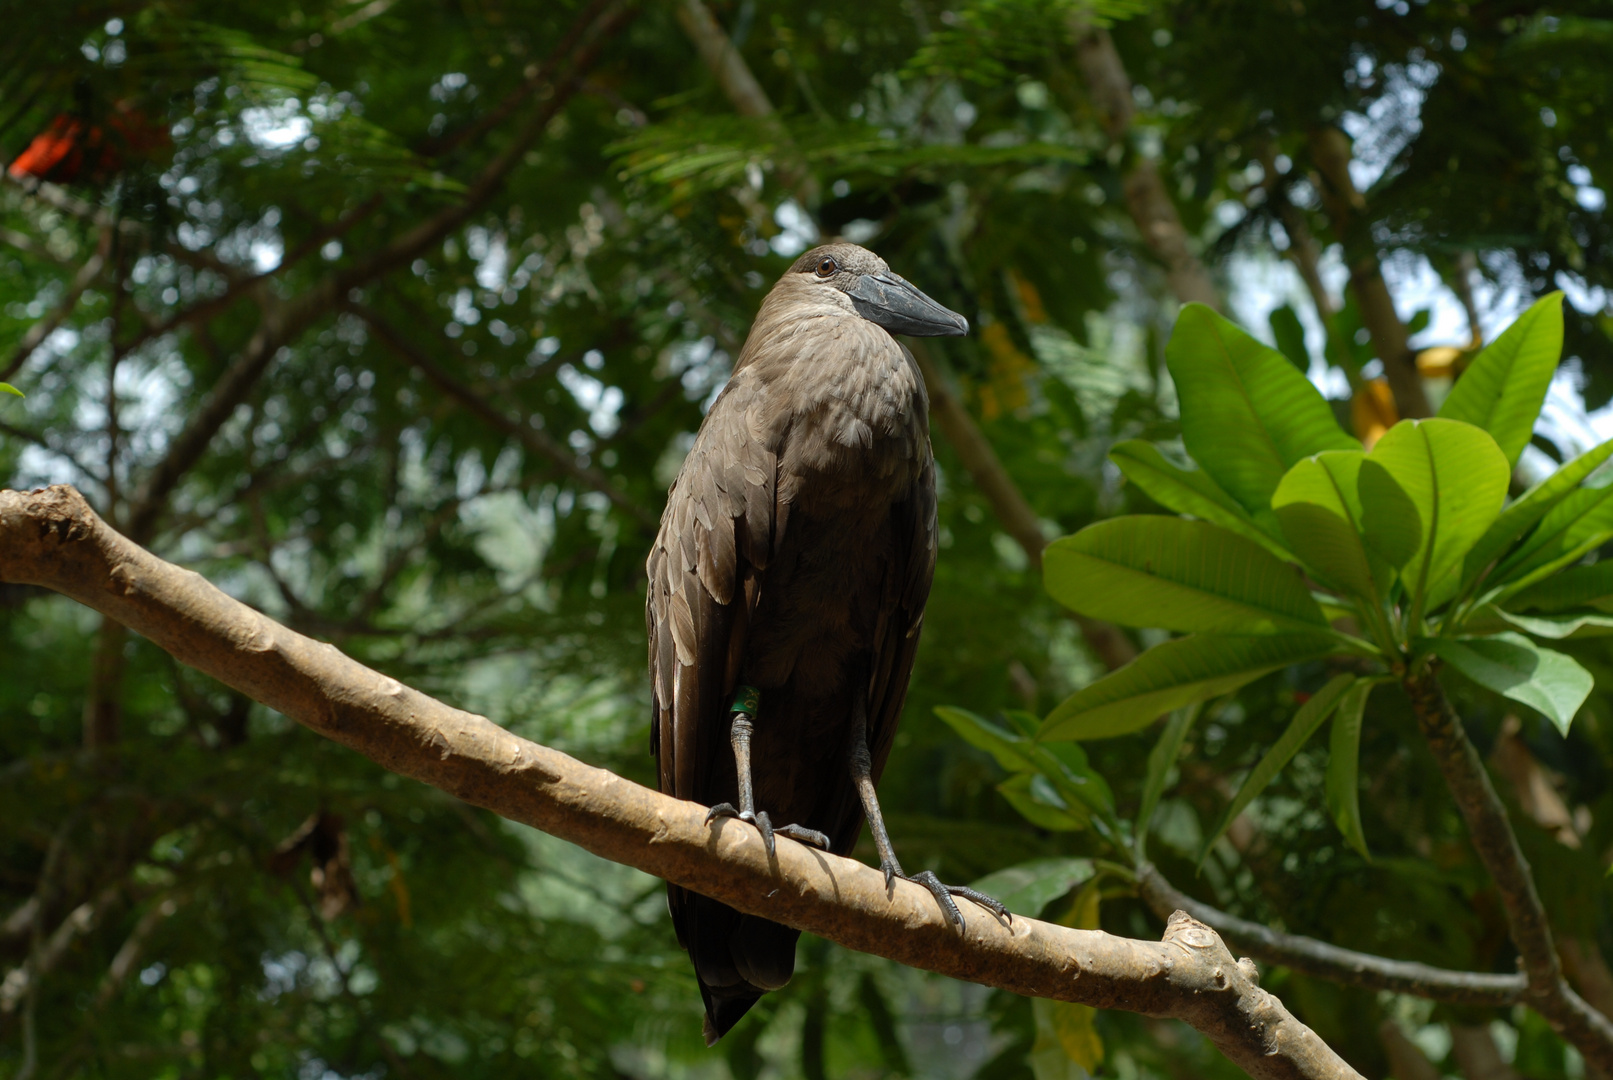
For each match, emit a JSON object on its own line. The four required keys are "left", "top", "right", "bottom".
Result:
{"left": 646, "top": 243, "right": 1004, "bottom": 1044}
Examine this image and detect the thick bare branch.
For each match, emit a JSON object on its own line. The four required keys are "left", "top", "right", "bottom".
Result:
{"left": 1137, "top": 863, "right": 1526, "bottom": 1006}
{"left": 0, "top": 484, "right": 1361, "bottom": 1080}
{"left": 1403, "top": 670, "right": 1613, "bottom": 1072}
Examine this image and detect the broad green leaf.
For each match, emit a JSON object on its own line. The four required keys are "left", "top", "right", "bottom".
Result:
{"left": 935, "top": 707, "right": 1114, "bottom": 821}
{"left": 0, "top": 383, "right": 21, "bottom": 398}
{"left": 1461, "top": 435, "right": 1613, "bottom": 591}
{"left": 1358, "top": 419, "right": 1509, "bottom": 613}
{"left": 996, "top": 773, "right": 1089, "bottom": 831}
{"left": 1494, "top": 609, "right": 1613, "bottom": 639}
{"left": 969, "top": 857, "right": 1095, "bottom": 918}
{"left": 1137, "top": 704, "right": 1200, "bottom": 861}
{"left": 1491, "top": 484, "right": 1613, "bottom": 593}
{"left": 1030, "top": 998, "right": 1102, "bottom": 1080}
{"left": 1272, "top": 451, "right": 1388, "bottom": 600}
{"left": 1108, "top": 439, "right": 1293, "bottom": 559}
{"left": 1326, "top": 679, "right": 1377, "bottom": 859}
{"left": 1507, "top": 561, "right": 1613, "bottom": 612}
{"left": 1200, "top": 674, "right": 1357, "bottom": 862}
{"left": 1044, "top": 517, "right": 1326, "bottom": 634}
{"left": 1427, "top": 633, "right": 1593, "bottom": 735}
{"left": 1040, "top": 633, "right": 1338, "bottom": 741}
{"left": 1438, "top": 293, "right": 1563, "bottom": 467}
{"left": 1167, "top": 303, "right": 1359, "bottom": 517}
{"left": 1269, "top": 304, "right": 1311, "bottom": 373}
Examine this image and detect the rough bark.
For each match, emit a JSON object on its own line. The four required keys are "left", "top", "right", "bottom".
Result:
{"left": 1404, "top": 669, "right": 1613, "bottom": 1073}
{"left": 0, "top": 484, "right": 1362, "bottom": 1080}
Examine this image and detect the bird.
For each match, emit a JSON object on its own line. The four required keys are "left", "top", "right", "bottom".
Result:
{"left": 646, "top": 242, "right": 1005, "bottom": 1045}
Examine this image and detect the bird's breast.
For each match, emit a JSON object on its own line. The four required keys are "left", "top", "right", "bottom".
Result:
{"left": 755, "top": 318, "right": 930, "bottom": 504}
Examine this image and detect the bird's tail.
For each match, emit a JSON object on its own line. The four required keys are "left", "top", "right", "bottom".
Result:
{"left": 671, "top": 886, "right": 801, "bottom": 1044}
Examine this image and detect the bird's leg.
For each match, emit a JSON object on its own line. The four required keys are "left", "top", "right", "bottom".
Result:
{"left": 705, "top": 689, "right": 830, "bottom": 858}
{"left": 848, "top": 696, "right": 1008, "bottom": 930}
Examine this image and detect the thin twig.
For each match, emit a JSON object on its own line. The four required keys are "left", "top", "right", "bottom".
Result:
{"left": 1, "top": 228, "right": 111, "bottom": 382}
{"left": 1137, "top": 863, "right": 1526, "bottom": 1006}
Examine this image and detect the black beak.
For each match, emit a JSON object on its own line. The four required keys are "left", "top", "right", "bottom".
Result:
{"left": 848, "top": 272, "right": 969, "bottom": 338}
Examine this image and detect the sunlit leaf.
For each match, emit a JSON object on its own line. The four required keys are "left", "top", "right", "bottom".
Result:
{"left": 1461, "top": 435, "right": 1613, "bottom": 592}
{"left": 1108, "top": 439, "right": 1291, "bottom": 559}
{"left": 1438, "top": 293, "right": 1563, "bottom": 467}
{"left": 1358, "top": 419, "right": 1509, "bottom": 615}
{"left": 1043, "top": 517, "right": 1326, "bottom": 635}
{"left": 1040, "top": 633, "right": 1338, "bottom": 741}
{"left": 1166, "top": 304, "right": 1358, "bottom": 517}
{"left": 1272, "top": 450, "right": 1388, "bottom": 600}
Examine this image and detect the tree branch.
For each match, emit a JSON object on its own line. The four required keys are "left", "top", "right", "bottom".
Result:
{"left": 1067, "top": 26, "right": 1220, "bottom": 309}
{"left": 1307, "top": 127, "right": 1430, "bottom": 420}
{"left": 0, "top": 484, "right": 1362, "bottom": 1080}
{"left": 1403, "top": 669, "right": 1613, "bottom": 1072}
{"left": 1137, "top": 863, "right": 1526, "bottom": 1006}
{"left": 0, "top": 228, "right": 110, "bottom": 382}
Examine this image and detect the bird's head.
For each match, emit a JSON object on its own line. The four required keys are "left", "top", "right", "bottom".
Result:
{"left": 783, "top": 243, "right": 969, "bottom": 338}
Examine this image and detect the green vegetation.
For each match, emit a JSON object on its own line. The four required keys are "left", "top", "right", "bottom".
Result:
{"left": 3, "top": 0, "right": 1613, "bottom": 1078}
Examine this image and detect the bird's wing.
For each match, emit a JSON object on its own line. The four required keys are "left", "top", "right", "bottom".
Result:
{"left": 647, "top": 371, "right": 778, "bottom": 805}
{"left": 869, "top": 447, "right": 938, "bottom": 781}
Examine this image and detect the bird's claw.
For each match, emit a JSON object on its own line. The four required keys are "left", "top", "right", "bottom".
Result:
{"left": 704, "top": 804, "right": 829, "bottom": 859}
{"left": 884, "top": 865, "right": 1010, "bottom": 932}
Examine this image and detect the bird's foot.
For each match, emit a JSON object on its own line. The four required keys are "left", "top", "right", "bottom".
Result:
{"left": 884, "top": 864, "right": 1010, "bottom": 931}
{"left": 704, "top": 804, "right": 830, "bottom": 859}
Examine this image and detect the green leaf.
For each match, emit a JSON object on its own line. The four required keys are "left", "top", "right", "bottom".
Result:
{"left": 1043, "top": 517, "right": 1326, "bottom": 635}
{"left": 1427, "top": 633, "right": 1593, "bottom": 735}
{"left": 996, "top": 773, "right": 1090, "bottom": 831}
{"left": 1506, "top": 561, "right": 1613, "bottom": 612}
{"left": 1494, "top": 609, "right": 1613, "bottom": 639}
{"left": 1490, "top": 484, "right": 1613, "bottom": 593}
{"left": 0, "top": 383, "right": 21, "bottom": 398}
{"left": 1136, "top": 704, "right": 1200, "bottom": 861}
{"left": 1461, "top": 436, "right": 1613, "bottom": 592}
{"left": 969, "top": 857, "right": 1095, "bottom": 918}
{"left": 1358, "top": 419, "right": 1510, "bottom": 614}
{"left": 1272, "top": 451, "right": 1389, "bottom": 600}
{"left": 1438, "top": 293, "right": 1563, "bottom": 467}
{"left": 934, "top": 707, "right": 1114, "bottom": 822}
{"left": 1166, "top": 303, "right": 1359, "bottom": 517}
{"left": 1108, "top": 439, "right": 1292, "bottom": 559}
{"left": 1269, "top": 304, "right": 1312, "bottom": 373}
{"left": 1200, "top": 674, "right": 1357, "bottom": 862}
{"left": 1326, "top": 679, "right": 1377, "bottom": 859}
{"left": 1040, "top": 633, "right": 1338, "bottom": 741}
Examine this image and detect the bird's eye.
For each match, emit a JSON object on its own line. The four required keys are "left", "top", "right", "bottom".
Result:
{"left": 815, "top": 257, "right": 837, "bottom": 278}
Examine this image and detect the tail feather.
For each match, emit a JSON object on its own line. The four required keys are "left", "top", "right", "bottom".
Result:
{"left": 672, "top": 886, "right": 801, "bottom": 1043}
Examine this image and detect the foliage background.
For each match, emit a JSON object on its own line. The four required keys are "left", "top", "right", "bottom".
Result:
{"left": 1, "top": 1, "right": 1611, "bottom": 1078}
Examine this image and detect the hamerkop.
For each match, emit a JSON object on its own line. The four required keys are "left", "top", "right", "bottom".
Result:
{"left": 646, "top": 243, "right": 1004, "bottom": 1043}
